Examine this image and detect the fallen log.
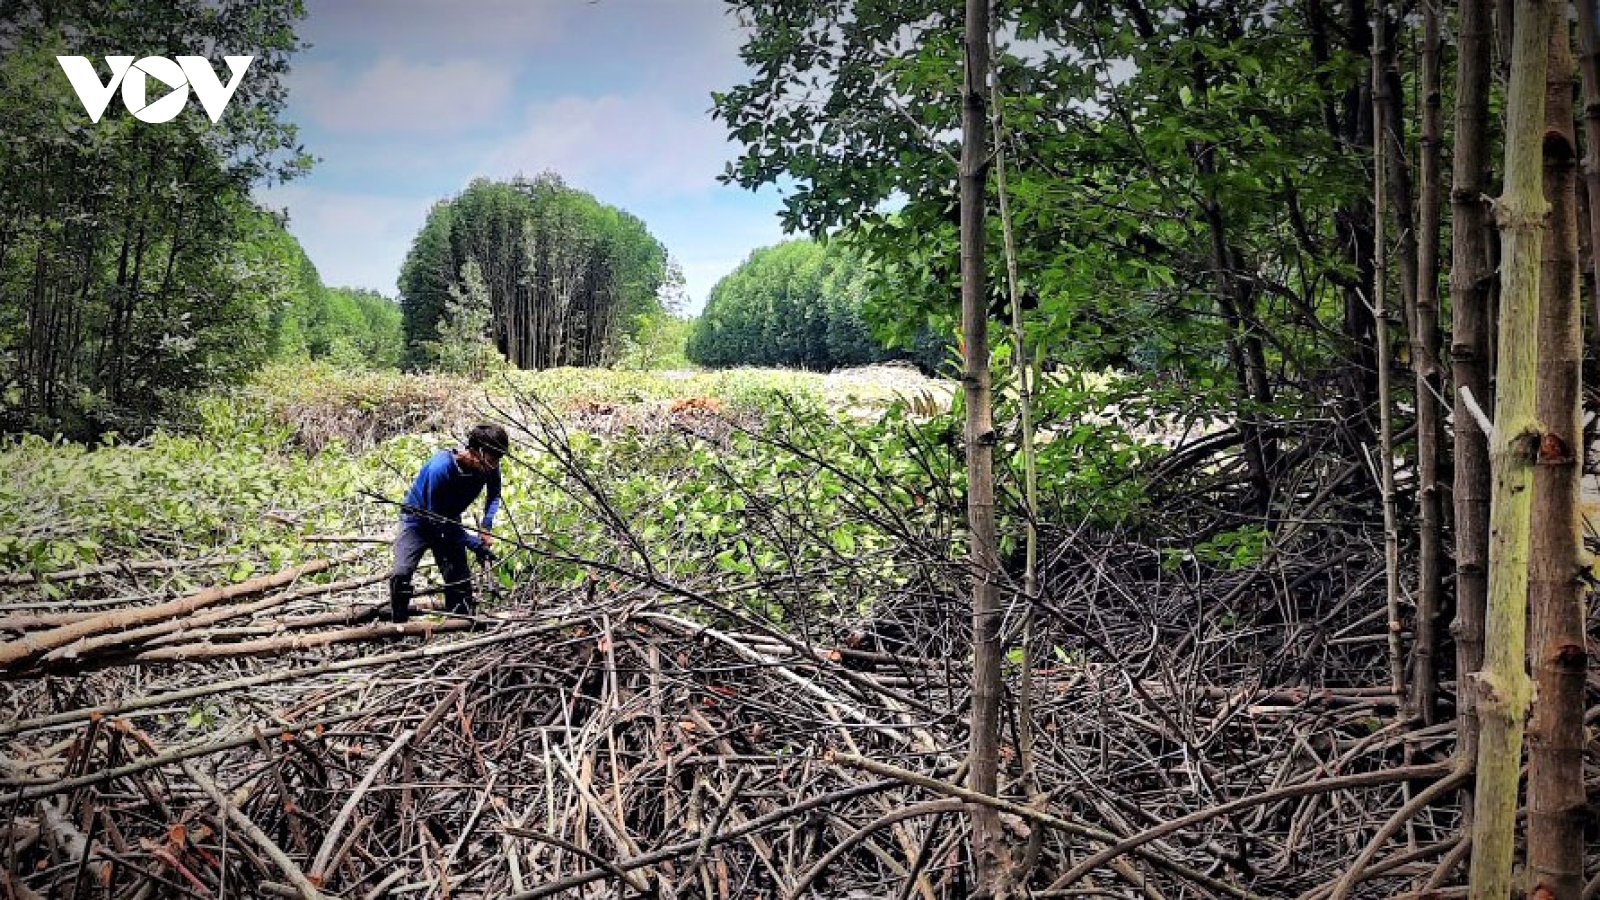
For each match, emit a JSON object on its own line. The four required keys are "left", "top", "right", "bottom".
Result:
{"left": 0, "top": 610, "right": 102, "bottom": 631}
{"left": 0, "top": 553, "right": 360, "bottom": 671}
{"left": 40, "top": 573, "right": 388, "bottom": 665}
{"left": 0, "top": 622, "right": 565, "bottom": 738}
{"left": 129, "top": 618, "right": 475, "bottom": 664}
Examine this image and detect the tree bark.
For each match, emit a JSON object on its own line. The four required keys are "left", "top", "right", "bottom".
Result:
{"left": 1371, "top": 7, "right": 1407, "bottom": 707}
{"left": 1409, "top": 0, "right": 1446, "bottom": 725}
{"left": 1468, "top": 1, "right": 1551, "bottom": 896}
{"left": 1449, "top": 0, "right": 1494, "bottom": 813}
{"left": 1526, "top": 16, "right": 1587, "bottom": 898}
{"left": 1577, "top": 0, "right": 1600, "bottom": 371}
{"left": 960, "top": 0, "right": 1010, "bottom": 894}
{"left": 0, "top": 554, "right": 350, "bottom": 671}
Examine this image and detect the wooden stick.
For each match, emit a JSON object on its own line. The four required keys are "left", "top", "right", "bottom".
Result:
{"left": 1, "top": 623, "right": 560, "bottom": 737}
{"left": 785, "top": 799, "right": 962, "bottom": 900}
{"left": 309, "top": 729, "right": 414, "bottom": 883}
{"left": 830, "top": 752, "right": 1261, "bottom": 899}
{"left": 0, "top": 553, "right": 359, "bottom": 670}
{"left": 179, "top": 756, "right": 327, "bottom": 899}
{"left": 130, "top": 619, "right": 472, "bottom": 664}
{"left": 1047, "top": 760, "right": 1452, "bottom": 891}
{"left": 1326, "top": 768, "right": 1471, "bottom": 899}
{"left": 0, "top": 709, "right": 375, "bottom": 804}
{"left": 502, "top": 779, "right": 904, "bottom": 900}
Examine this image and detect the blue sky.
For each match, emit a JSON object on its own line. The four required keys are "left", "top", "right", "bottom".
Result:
{"left": 255, "top": 0, "right": 790, "bottom": 314}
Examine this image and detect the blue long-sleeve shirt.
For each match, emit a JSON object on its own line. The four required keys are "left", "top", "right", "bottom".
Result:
{"left": 400, "top": 450, "right": 503, "bottom": 546}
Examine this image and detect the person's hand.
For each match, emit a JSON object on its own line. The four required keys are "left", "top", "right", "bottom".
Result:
{"left": 478, "top": 531, "right": 494, "bottom": 549}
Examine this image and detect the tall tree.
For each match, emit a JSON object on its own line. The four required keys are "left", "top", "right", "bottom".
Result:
{"left": 0, "top": 0, "right": 310, "bottom": 435}
{"left": 1408, "top": 0, "right": 1446, "bottom": 723}
{"left": 959, "top": 0, "right": 1009, "bottom": 894}
{"left": 1468, "top": 0, "right": 1550, "bottom": 895}
{"left": 1580, "top": 0, "right": 1600, "bottom": 352}
{"left": 1525, "top": 15, "right": 1586, "bottom": 897}
{"left": 1371, "top": 4, "right": 1405, "bottom": 707}
{"left": 1450, "top": 0, "right": 1494, "bottom": 810}
{"left": 399, "top": 175, "right": 669, "bottom": 372}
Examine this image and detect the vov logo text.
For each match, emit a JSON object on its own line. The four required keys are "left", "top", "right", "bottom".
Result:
{"left": 56, "top": 56, "right": 253, "bottom": 124}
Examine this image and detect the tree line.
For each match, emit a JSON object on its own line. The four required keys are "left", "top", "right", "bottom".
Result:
{"left": 0, "top": 0, "right": 311, "bottom": 436}
{"left": 0, "top": 0, "right": 677, "bottom": 436}
{"left": 239, "top": 209, "right": 403, "bottom": 371}
{"left": 685, "top": 239, "right": 934, "bottom": 371}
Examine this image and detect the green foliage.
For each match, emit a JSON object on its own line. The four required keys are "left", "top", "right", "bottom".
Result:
{"left": 614, "top": 313, "right": 694, "bottom": 370}
{"left": 231, "top": 208, "right": 405, "bottom": 372}
{"left": 199, "top": 361, "right": 481, "bottom": 453}
{"left": 235, "top": 210, "right": 405, "bottom": 371}
{"left": 3, "top": 360, "right": 1157, "bottom": 633}
{"left": 318, "top": 287, "right": 404, "bottom": 369}
{"left": 501, "top": 366, "right": 826, "bottom": 414}
{"left": 399, "top": 174, "right": 671, "bottom": 371}
{"left": 686, "top": 238, "right": 924, "bottom": 371}
{"left": 0, "top": 428, "right": 400, "bottom": 577}
{"left": 715, "top": 0, "right": 1376, "bottom": 455}
{"left": 1164, "top": 525, "right": 1271, "bottom": 572}
{"left": 0, "top": 0, "right": 312, "bottom": 437}
{"left": 425, "top": 259, "right": 501, "bottom": 379}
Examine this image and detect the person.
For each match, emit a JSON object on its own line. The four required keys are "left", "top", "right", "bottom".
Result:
{"left": 389, "top": 423, "right": 508, "bottom": 623}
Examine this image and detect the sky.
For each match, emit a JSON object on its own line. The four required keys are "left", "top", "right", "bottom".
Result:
{"left": 254, "top": 0, "right": 791, "bottom": 315}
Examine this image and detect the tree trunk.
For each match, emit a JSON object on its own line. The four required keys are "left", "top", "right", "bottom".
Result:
{"left": 1409, "top": 0, "right": 1446, "bottom": 725}
{"left": 1334, "top": 0, "right": 1380, "bottom": 446}
{"left": 1468, "top": 1, "right": 1551, "bottom": 897}
{"left": 1450, "top": 0, "right": 1494, "bottom": 816}
{"left": 1371, "top": 8, "right": 1406, "bottom": 707}
{"left": 960, "top": 0, "right": 1009, "bottom": 894}
{"left": 990, "top": 43, "right": 1044, "bottom": 880}
{"left": 1577, "top": 0, "right": 1600, "bottom": 370}
{"left": 1525, "top": 16, "right": 1586, "bottom": 898}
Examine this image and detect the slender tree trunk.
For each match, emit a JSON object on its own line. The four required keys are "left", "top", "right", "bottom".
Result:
{"left": 1197, "top": 164, "right": 1276, "bottom": 512}
{"left": 1577, "top": 0, "right": 1600, "bottom": 359}
{"left": 960, "top": 0, "right": 1009, "bottom": 894}
{"left": 989, "top": 46, "right": 1044, "bottom": 881}
{"left": 1468, "top": 1, "right": 1551, "bottom": 896}
{"left": 1409, "top": 0, "right": 1446, "bottom": 725}
{"left": 1371, "top": 6, "right": 1407, "bottom": 709}
{"left": 1526, "top": 17, "right": 1586, "bottom": 898}
{"left": 1450, "top": 0, "right": 1494, "bottom": 816}
{"left": 1335, "top": 0, "right": 1380, "bottom": 445}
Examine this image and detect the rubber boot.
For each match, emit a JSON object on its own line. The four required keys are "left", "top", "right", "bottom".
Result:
{"left": 389, "top": 575, "right": 413, "bottom": 624}
{"left": 444, "top": 588, "right": 475, "bottom": 618}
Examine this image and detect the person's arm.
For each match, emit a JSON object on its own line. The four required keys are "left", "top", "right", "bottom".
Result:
{"left": 481, "top": 468, "right": 503, "bottom": 530}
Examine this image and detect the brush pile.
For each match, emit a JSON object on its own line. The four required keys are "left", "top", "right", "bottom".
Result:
{"left": 2, "top": 399, "right": 1596, "bottom": 900}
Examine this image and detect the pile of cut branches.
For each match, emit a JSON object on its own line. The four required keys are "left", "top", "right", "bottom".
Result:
{"left": 2, "top": 394, "right": 1596, "bottom": 899}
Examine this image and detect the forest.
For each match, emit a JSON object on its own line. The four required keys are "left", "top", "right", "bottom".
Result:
{"left": 1, "top": 0, "right": 1597, "bottom": 898}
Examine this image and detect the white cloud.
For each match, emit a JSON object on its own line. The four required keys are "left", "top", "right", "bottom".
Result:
{"left": 269, "top": 2, "right": 787, "bottom": 306}
{"left": 294, "top": 57, "right": 517, "bottom": 134}
{"left": 482, "top": 93, "right": 736, "bottom": 199}
{"left": 256, "top": 185, "right": 435, "bottom": 293}
{"left": 301, "top": 0, "right": 566, "bottom": 54}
